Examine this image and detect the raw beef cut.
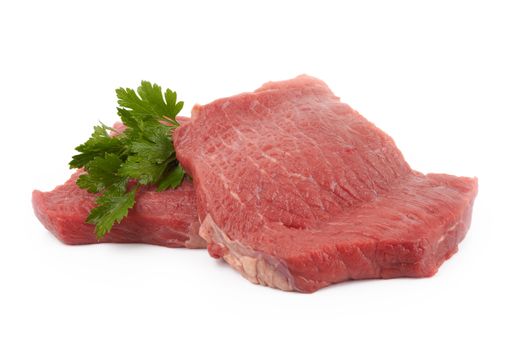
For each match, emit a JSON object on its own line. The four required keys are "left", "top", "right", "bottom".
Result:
{"left": 32, "top": 171, "right": 204, "bottom": 248}
{"left": 173, "top": 75, "right": 478, "bottom": 292}
{"left": 33, "top": 120, "right": 205, "bottom": 248}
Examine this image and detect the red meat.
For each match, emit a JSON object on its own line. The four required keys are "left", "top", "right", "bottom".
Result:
{"left": 173, "top": 75, "right": 478, "bottom": 292}
{"left": 32, "top": 119, "right": 205, "bottom": 248}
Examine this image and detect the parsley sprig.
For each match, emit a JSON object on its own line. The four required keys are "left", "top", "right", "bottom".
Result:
{"left": 69, "top": 81, "right": 185, "bottom": 238}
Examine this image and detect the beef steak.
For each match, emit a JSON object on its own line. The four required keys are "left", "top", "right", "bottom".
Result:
{"left": 32, "top": 171, "right": 205, "bottom": 248}
{"left": 173, "top": 75, "right": 478, "bottom": 292}
{"left": 33, "top": 120, "right": 205, "bottom": 248}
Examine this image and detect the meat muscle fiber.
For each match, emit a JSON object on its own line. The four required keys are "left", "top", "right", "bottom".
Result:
{"left": 32, "top": 120, "right": 205, "bottom": 248}
{"left": 172, "top": 75, "right": 478, "bottom": 292}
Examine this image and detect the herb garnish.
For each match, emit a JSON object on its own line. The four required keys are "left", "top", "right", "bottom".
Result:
{"left": 69, "top": 81, "right": 185, "bottom": 238}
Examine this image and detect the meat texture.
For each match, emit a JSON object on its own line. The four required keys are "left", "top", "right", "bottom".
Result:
{"left": 33, "top": 172, "right": 205, "bottom": 248}
{"left": 173, "top": 75, "right": 478, "bottom": 292}
{"left": 32, "top": 120, "right": 205, "bottom": 248}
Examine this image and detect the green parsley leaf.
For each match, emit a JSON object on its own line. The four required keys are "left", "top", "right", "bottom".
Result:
{"left": 77, "top": 153, "right": 125, "bottom": 193}
{"left": 69, "top": 125, "right": 123, "bottom": 169}
{"left": 70, "top": 81, "right": 186, "bottom": 238}
{"left": 129, "top": 126, "right": 174, "bottom": 164}
{"left": 87, "top": 185, "right": 137, "bottom": 239}
{"left": 116, "top": 81, "right": 183, "bottom": 125}
{"left": 157, "top": 164, "right": 185, "bottom": 191}
{"left": 118, "top": 154, "right": 167, "bottom": 185}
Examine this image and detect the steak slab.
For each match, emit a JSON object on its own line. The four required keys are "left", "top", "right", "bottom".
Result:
{"left": 32, "top": 172, "right": 205, "bottom": 248}
{"left": 173, "top": 75, "right": 478, "bottom": 292}
{"left": 33, "top": 120, "right": 205, "bottom": 248}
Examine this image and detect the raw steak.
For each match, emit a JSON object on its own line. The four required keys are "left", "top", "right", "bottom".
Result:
{"left": 173, "top": 75, "right": 478, "bottom": 292}
{"left": 33, "top": 120, "right": 205, "bottom": 248}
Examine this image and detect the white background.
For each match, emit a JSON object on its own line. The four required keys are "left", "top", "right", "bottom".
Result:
{"left": 1, "top": 1, "right": 523, "bottom": 349}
